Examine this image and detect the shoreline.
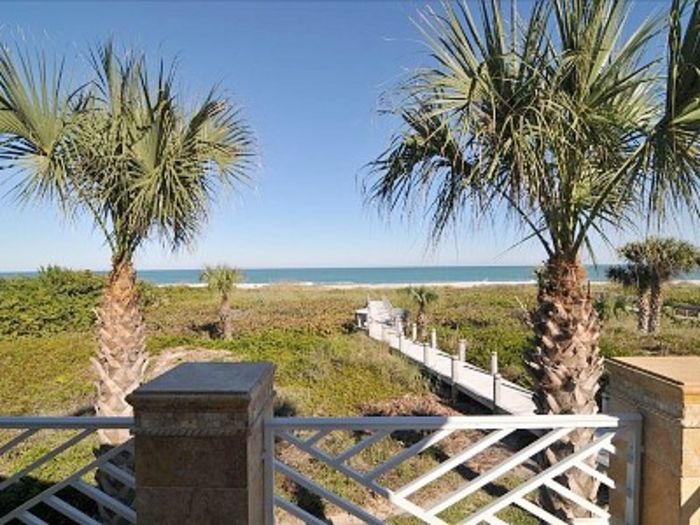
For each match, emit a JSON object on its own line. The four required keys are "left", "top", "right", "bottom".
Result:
{"left": 158, "top": 279, "right": 700, "bottom": 289}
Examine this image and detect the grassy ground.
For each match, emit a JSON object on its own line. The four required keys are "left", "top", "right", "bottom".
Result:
{"left": 2, "top": 282, "right": 698, "bottom": 417}
{"left": 0, "top": 281, "right": 698, "bottom": 521}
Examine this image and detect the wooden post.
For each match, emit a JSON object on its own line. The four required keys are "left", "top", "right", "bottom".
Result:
{"left": 492, "top": 373, "right": 502, "bottom": 413}
{"left": 490, "top": 351, "right": 498, "bottom": 375}
{"left": 422, "top": 343, "right": 429, "bottom": 367}
{"left": 430, "top": 328, "right": 437, "bottom": 349}
{"left": 412, "top": 323, "right": 418, "bottom": 341}
{"left": 451, "top": 356, "right": 460, "bottom": 402}
{"left": 458, "top": 339, "right": 467, "bottom": 362}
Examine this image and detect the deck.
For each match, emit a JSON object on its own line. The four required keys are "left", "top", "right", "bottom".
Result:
{"left": 365, "top": 317, "right": 537, "bottom": 415}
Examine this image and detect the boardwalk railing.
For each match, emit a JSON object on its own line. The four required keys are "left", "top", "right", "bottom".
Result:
{"left": 0, "top": 416, "right": 135, "bottom": 525}
{"left": 266, "top": 413, "right": 641, "bottom": 525}
{"left": 368, "top": 320, "right": 538, "bottom": 415}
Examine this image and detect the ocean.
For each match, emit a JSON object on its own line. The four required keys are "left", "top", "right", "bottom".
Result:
{"left": 2, "top": 265, "right": 699, "bottom": 286}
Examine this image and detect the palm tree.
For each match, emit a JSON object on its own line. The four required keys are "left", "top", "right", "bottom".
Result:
{"left": 201, "top": 265, "right": 244, "bottom": 339}
{"left": 405, "top": 286, "right": 438, "bottom": 340}
{"left": 366, "top": 0, "right": 700, "bottom": 517}
{"left": 607, "top": 264, "right": 653, "bottom": 331}
{"left": 610, "top": 238, "right": 699, "bottom": 333}
{"left": 0, "top": 42, "right": 254, "bottom": 442}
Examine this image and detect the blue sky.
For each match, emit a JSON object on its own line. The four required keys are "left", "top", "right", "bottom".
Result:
{"left": 0, "top": 0, "right": 696, "bottom": 271}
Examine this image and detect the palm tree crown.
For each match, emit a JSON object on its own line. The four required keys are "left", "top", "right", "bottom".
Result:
{"left": 406, "top": 286, "right": 438, "bottom": 310}
{"left": 609, "top": 237, "right": 700, "bottom": 332}
{"left": 201, "top": 265, "right": 244, "bottom": 299}
{"left": 367, "top": 0, "right": 700, "bottom": 261}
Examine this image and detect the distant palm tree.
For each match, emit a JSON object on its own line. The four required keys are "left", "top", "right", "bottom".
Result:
{"left": 367, "top": 0, "right": 700, "bottom": 517}
{"left": 610, "top": 238, "right": 700, "bottom": 333}
{"left": 405, "top": 286, "right": 438, "bottom": 340}
{"left": 201, "top": 265, "right": 244, "bottom": 339}
{"left": 607, "top": 264, "right": 653, "bottom": 331}
{"left": 0, "top": 42, "right": 255, "bottom": 445}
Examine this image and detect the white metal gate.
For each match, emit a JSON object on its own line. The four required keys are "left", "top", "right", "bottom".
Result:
{"left": 0, "top": 417, "right": 135, "bottom": 524}
{"left": 264, "top": 413, "right": 641, "bottom": 525}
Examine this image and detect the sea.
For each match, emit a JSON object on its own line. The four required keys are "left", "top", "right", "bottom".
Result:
{"left": 2, "top": 265, "right": 699, "bottom": 286}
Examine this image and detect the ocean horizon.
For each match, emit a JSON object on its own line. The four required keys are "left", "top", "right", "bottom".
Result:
{"left": 2, "top": 265, "right": 700, "bottom": 286}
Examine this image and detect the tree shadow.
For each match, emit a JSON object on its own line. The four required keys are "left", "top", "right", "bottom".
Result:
{"left": 188, "top": 320, "right": 220, "bottom": 339}
{"left": 358, "top": 404, "right": 537, "bottom": 502}
{"left": 682, "top": 483, "right": 700, "bottom": 523}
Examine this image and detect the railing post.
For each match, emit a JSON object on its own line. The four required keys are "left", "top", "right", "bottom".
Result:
{"left": 451, "top": 356, "right": 460, "bottom": 402}
{"left": 458, "top": 339, "right": 467, "bottom": 362}
{"left": 128, "top": 362, "right": 275, "bottom": 524}
{"left": 430, "top": 328, "right": 437, "bottom": 350}
{"left": 412, "top": 323, "right": 418, "bottom": 341}
{"left": 490, "top": 351, "right": 498, "bottom": 375}
{"left": 422, "top": 343, "right": 429, "bottom": 367}
{"left": 492, "top": 373, "right": 502, "bottom": 413}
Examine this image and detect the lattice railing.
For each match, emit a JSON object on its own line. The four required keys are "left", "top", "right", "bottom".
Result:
{"left": 265, "top": 414, "right": 641, "bottom": 524}
{"left": 0, "top": 416, "right": 135, "bottom": 524}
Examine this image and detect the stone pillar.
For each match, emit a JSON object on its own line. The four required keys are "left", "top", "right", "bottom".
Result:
{"left": 128, "top": 362, "right": 275, "bottom": 525}
{"left": 607, "top": 357, "right": 700, "bottom": 525}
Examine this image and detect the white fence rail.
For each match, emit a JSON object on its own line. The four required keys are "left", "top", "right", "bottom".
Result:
{"left": 265, "top": 413, "right": 641, "bottom": 524}
{"left": 0, "top": 416, "right": 135, "bottom": 525}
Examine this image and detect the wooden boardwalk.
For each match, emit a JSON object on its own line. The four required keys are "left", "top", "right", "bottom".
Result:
{"left": 365, "top": 319, "right": 537, "bottom": 415}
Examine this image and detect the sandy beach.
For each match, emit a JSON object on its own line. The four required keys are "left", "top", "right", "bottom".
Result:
{"left": 158, "top": 279, "right": 700, "bottom": 290}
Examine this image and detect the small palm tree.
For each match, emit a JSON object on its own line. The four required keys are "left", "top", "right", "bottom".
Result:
{"left": 610, "top": 238, "right": 700, "bottom": 333}
{"left": 607, "top": 265, "right": 653, "bottom": 331}
{"left": 0, "top": 42, "right": 255, "bottom": 444}
{"left": 367, "top": 0, "right": 700, "bottom": 517}
{"left": 201, "top": 265, "right": 244, "bottom": 339}
{"left": 405, "top": 286, "right": 438, "bottom": 340}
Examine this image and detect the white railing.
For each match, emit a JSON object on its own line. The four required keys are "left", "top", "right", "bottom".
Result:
{"left": 368, "top": 320, "right": 537, "bottom": 415}
{"left": 265, "top": 413, "right": 641, "bottom": 524}
{"left": 0, "top": 416, "right": 135, "bottom": 525}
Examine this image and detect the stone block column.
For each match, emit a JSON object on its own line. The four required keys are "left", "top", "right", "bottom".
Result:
{"left": 607, "top": 357, "right": 700, "bottom": 525}
{"left": 128, "top": 362, "right": 275, "bottom": 525}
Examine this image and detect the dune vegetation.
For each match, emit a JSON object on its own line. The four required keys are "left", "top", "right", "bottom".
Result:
{"left": 1, "top": 269, "right": 698, "bottom": 419}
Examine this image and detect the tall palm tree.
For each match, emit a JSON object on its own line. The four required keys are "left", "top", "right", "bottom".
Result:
{"left": 367, "top": 0, "right": 700, "bottom": 517}
{"left": 0, "top": 42, "right": 255, "bottom": 444}
{"left": 607, "top": 264, "right": 653, "bottom": 331}
{"left": 610, "top": 238, "right": 699, "bottom": 333}
{"left": 201, "top": 265, "right": 244, "bottom": 339}
{"left": 405, "top": 286, "right": 438, "bottom": 340}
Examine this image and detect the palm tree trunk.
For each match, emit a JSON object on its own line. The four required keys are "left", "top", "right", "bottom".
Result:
{"left": 648, "top": 282, "right": 663, "bottom": 334}
{"left": 92, "top": 260, "right": 147, "bottom": 524}
{"left": 637, "top": 289, "right": 651, "bottom": 332}
{"left": 528, "top": 257, "right": 604, "bottom": 520}
{"left": 93, "top": 260, "right": 148, "bottom": 442}
{"left": 417, "top": 309, "right": 427, "bottom": 340}
{"left": 219, "top": 293, "right": 233, "bottom": 340}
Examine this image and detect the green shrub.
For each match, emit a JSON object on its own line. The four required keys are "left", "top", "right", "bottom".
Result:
{"left": 0, "top": 267, "right": 105, "bottom": 337}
